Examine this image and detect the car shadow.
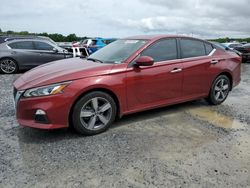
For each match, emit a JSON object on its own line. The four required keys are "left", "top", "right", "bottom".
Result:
{"left": 16, "top": 99, "right": 208, "bottom": 144}
{"left": 111, "top": 99, "right": 208, "bottom": 129}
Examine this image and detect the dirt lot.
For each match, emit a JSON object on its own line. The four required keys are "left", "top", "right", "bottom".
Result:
{"left": 1, "top": 64, "right": 250, "bottom": 188}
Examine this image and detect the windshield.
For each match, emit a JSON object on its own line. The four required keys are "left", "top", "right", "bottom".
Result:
{"left": 88, "top": 39, "right": 148, "bottom": 64}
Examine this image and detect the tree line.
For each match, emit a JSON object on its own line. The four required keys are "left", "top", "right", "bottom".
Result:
{"left": 0, "top": 28, "right": 250, "bottom": 43}
{"left": 0, "top": 29, "right": 87, "bottom": 42}
{"left": 209, "top": 37, "right": 250, "bottom": 43}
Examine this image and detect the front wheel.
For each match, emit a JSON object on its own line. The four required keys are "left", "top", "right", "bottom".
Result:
{"left": 0, "top": 58, "right": 18, "bottom": 74}
{"left": 206, "top": 75, "right": 231, "bottom": 105}
{"left": 72, "top": 91, "right": 117, "bottom": 135}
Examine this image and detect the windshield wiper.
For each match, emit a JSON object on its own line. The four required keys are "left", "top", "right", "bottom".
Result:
{"left": 87, "top": 58, "right": 104, "bottom": 63}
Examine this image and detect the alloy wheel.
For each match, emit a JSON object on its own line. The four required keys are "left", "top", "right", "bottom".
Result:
{"left": 79, "top": 97, "right": 112, "bottom": 130}
{"left": 213, "top": 78, "right": 230, "bottom": 102}
{"left": 0, "top": 59, "right": 17, "bottom": 74}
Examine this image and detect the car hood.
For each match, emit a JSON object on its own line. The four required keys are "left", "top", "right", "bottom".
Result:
{"left": 13, "top": 58, "right": 114, "bottom": 90}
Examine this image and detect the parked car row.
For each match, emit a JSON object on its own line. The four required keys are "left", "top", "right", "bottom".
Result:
{"left": 0, "top": 35, "right": 117, "bottom": 74}
{"left": 234, "top": 44, "right": 250, "bottom": 63}
{"left": 72, "top": 37, "right": 117, "bottom": 55}
{"left": 221, "top": 42, "right": 250, "bottom": 63}
{"left": 13, "top": 35, "right": 241, "bottom": 135}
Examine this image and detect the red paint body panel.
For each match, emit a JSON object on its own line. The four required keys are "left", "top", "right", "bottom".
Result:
{"left": 125, "top": 59, "right": 183, "bottom": 111}
{"left": 13, "top": 35, "right": 241, "bottom": 130}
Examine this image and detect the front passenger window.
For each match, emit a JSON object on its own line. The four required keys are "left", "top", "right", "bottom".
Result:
{"left": 141, "top": 39, "right": 178, "bottom": 62}
{"left": 34, "top": 41, "right": 54, "bottom": 51}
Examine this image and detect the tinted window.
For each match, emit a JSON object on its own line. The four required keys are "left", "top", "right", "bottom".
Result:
{"left": 204, "top": 43, "right": 213, "bottom": 55}
{"left": 34, "top": 41, "right": 54, "bottom": 50}
{"left": 8, "top": 41, "right": 34, "bottom": 50}
{"left": 141, "top": 39, "right": 178, "bottom": 62}
{"left": 180, "top": 39, "right": 206, "bottom": 58}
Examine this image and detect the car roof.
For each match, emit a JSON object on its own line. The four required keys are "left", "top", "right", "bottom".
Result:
{"left": 123, "top": 35, "right": 207, "bottom": 42}
{"left": 6, "top": 38, "right": 54, "bottom": 44}
{"left": 223, "top": 42, "right": 241, "bottom": 45}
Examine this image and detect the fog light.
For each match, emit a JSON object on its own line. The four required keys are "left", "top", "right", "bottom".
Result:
{"left": 35, "top": 109, "right": 46, "bottom": 115}
{"left": 34, "top": 109, "right": 50, "bottom": 124}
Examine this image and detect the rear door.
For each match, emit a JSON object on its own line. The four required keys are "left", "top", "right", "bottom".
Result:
{"left": 126, "top": 38, "right": 183, "bottom": 111}
{"left": 33, "top": 41, "right": 65, "bottom": 64}
{"left": 7, "top": 41, "right": 38, "bottom": 68}
{"left": 179, "top": 38, "right": 215, "bottom": 97}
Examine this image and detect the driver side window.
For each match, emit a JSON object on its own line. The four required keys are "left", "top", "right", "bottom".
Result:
{"left": 34, "top": 41, "right": 54, "bottom": 51}
{"left": 141, "top": 38, "right": 178, "bottom": 62}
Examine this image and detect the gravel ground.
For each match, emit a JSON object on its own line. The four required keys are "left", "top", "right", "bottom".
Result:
{"left": 1, "top": 64, "right": 250, "bottom": 188}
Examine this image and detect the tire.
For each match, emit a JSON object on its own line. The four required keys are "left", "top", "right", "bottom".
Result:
{"left": 206, "top": 75, "right": 231, "bottom": 105}
{"left": 0, "top": 58, "right": 18, "bottom": 74}
{"left": 72, "top": 91, "right": 117, "bottom": 135}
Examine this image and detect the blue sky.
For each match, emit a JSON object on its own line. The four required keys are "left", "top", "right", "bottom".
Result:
{"left": 0, "top": 0, "right": 249, "bottom": 39}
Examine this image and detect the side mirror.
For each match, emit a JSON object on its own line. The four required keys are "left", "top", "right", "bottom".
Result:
{"left": 135, "top": 56, "right": 154, "bottom": 67}
{"left": 52, "top": 48, "right": 59, "bottom": 53}
{"left": 225, "top": 47, "right": 230, "bottom": 51}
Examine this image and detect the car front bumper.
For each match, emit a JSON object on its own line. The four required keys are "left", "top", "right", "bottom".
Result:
{"left": 14, "top": 89, "right": 73, "bottom": 129}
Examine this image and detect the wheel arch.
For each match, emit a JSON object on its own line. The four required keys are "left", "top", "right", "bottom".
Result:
{"left": 68, "top": 87, "right": 121, "bottom": 128}
{"left": 216, "top": 71, "right": 233, "bottom": 91}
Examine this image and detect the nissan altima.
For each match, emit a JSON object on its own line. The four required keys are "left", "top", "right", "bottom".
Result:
{"left": 13, "top": 35, "right": 241, "bottom": 135}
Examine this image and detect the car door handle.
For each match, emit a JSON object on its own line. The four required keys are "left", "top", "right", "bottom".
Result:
{"left": 211, "top": 60, "right": 219, "bottom": 64}
{"left": 170, "top": 68, "right": 182, "bottom": 73}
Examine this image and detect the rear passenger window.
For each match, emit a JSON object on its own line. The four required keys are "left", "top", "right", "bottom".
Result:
{"left": 8, "top": 41, "right": 34, "bottom": 50}
{"left": 180, "top": 39, "right": 206, "bottom": 58}
{"left": 141, "top": 39, "right": 178, "bottom": 62}
{"left": 204, "top": 43, "right": 214, "bottom": 55}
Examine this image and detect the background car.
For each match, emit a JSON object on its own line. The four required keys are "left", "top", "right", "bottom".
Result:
{"left": 13, "top": 35, "right": 241, "bottom": 135}
{"left": 234, "top": 43, "right": 250, "bottom": 63}
{"left": 211, "top": 41, "right": 242, "bottom": 57}
{"left": 0, "top": 35, "right": 58, "bottom": 45}
{"left": 72, "top": 38, "right": 117, "bottom": 55}
{"left": 222, "top": 42, "right": 243, "bottom": 50}
{"left": 0, "top": 39, "right": 72, "bottom": 74}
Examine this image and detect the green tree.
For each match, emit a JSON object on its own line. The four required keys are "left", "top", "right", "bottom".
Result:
{"left": 19, "top": 31, "right": 29, "bottom": 35}
{"left": 6, "top": 30, "right": 14, "bottom": 35}
{"left": 66, "top": 33, "right": 78, "bottom": 42}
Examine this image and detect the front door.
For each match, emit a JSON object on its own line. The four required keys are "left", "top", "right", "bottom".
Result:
{"left": 126, "top": 38, "right": 183, "bottom": 111}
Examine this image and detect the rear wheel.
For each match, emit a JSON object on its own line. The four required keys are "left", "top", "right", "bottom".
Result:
{"left": 72, "top": 91, "right": 117, "bottom": 135}
{"left": 0, "top": 58, "right": 18, "bottom": 74}
{"left": 207, "top": 75, "right": 231, "bottom": 105}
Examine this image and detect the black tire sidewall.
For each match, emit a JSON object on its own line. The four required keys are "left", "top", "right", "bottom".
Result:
{"left": 208, "top": 75, "right": 230, "bottom": 105}
{"left": 72, "top": 91, "right": 117, "bottom": 135}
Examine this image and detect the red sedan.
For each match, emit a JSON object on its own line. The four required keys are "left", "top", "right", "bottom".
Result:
{"left": 13, "top": 35, "right": 241, "bottom": 135}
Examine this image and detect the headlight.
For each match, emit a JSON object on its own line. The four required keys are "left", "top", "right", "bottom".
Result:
{"left": 23, "top": 82, "right": 71, "bottom": 98}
